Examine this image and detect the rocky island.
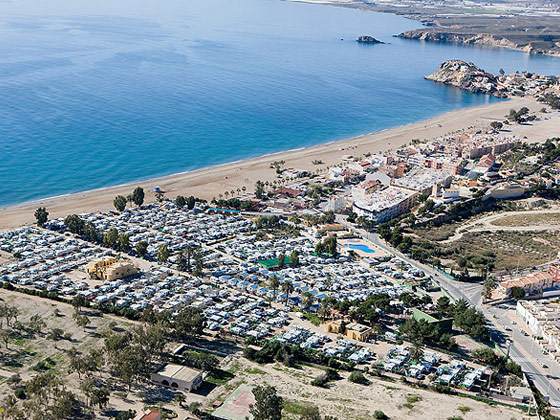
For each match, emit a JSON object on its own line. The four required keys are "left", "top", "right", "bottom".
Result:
{"left": 425, "top": 60, "right": 560, "bottom": 99}
{"left": 357, "top": 35, "right": 384, "bottom": 44}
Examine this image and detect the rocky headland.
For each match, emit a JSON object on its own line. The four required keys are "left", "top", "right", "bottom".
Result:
{"left": 425, "top": 60, "right": 560, "bottom": 99}
{"left": 425, "top": 60, "right": 506, "bottom": 97}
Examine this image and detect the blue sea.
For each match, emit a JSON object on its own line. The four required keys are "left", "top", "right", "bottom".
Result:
{"left": 1, "top": 0, "right": 559, "bottom": 206}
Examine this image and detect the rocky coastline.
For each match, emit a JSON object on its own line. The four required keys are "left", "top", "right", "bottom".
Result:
{"left": 398, "top": 30, "right": 560, "bottom": 57}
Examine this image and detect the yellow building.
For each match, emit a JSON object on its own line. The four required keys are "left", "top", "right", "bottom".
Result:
{"left": 324, "top": 320, "right": 374, "bottom": 342}
{"left": 324, "top": 320, "right": 343, "bottom": 334}
{"left": 86, "top": 257, "right": 137, "bottom": 281}
{"left": 345, "top": 322, "right": 374, "bottom": 342}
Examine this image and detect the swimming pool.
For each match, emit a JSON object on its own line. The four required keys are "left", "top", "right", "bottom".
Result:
{"left": 346, "top": 243, "right": 376, "bottom": 254}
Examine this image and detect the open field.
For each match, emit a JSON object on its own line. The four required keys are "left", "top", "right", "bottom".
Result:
{"left": 490, "top": 212, "right": 560, "bottom": 227}
{"left": 207, "top": 356, "right": 528, "bottom": 420}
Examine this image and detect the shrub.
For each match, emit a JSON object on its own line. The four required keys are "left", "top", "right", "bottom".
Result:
{"left": 14, "top": 388, "right": 26, "bottom": 400}
{"left": 311, "top": 374, "right": 329, "bottom": 388}
{"left": 373, "top": 410, "right": 388, "bottom": 420}
{"left": 348, "top": 371, "right": 368, "bottom": 385}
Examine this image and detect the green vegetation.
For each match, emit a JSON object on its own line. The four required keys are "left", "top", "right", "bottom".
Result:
{"left": 539, "top": 93, "right": 560, "bottom": 110}
{"left": 348, "top": 371, "right": 368, "bottom": 385}
{"left": 373, "top": 410, "right": 388, "bottom": 420}
{"left": 34, "top": 207, "right": 49, "bottom": 227}
{"left": 250, "top": 384, "right": 283, "bottom": 420}
{"left": 471, "top": 348, "right": 522, "bottom": 377}
{"left": 113, "top": 195, "right": 127, "bottom": 212}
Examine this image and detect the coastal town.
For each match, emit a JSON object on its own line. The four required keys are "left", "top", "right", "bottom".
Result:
{"left": 0, "top": 64, "right": 559, "bottom": 420}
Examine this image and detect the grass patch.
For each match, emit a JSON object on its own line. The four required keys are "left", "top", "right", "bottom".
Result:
{"left": 283, "top": 401, "right": 309, "bottom": 416}
{"left": 458, "top": 406, "right": 471, "bottom": 413}
{"left": 303, "top": 313, "right": 321, "bottom": 327}
{"left": 206, "top": 369, "right": 235, "bottom": 386}
{"left": 245, "top": 367, "right": 266, "bottom": 375}
{"left": 407, "top": 396, "right": 421, "bottom": 404}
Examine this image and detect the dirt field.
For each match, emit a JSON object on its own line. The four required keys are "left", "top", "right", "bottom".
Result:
{"left": 490, "top": 212, "right": 560, "bottom": 227}
{"left": 209, "top": 356, "right": 528, "bottom": 420}
{"left": 440, "top": 230, "right": 560, "bottom": 271}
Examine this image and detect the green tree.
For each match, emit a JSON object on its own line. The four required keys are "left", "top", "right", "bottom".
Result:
{"left": 155, "top": 189, "right": 165, "bottom": 202}
{"left": 118, "top": 233, "right": 130, "bottom": 251}
{"left": 157, "top": 245, "right": 169, "bottom": 263}
{"left": 173, "top": 306, "right": 205, "bottom": 340}
{"left": 136, "top": 241, "right": 148, "bottom": 257}
{"left": 64, "top": 214, "right": 85, "bottom": 235}
{"left": 255, "top": 181, "right": 265, "bottom": 200}
{"left": 410, "top": 340, "right": 424, "bottom": 361}
{"left": 34, "top": 207, "right": 49, "bottom": 227}
{"left": 490, "top": 121, "right": 503, "bottom": 131}
{"left": 83, "top": 222, "right": 99, "bottom": 242}
{"left": 282, "top": 282, "right": 294, "bottom": 305}
{"left": 250, "top": 385, "right": 283, "bottom": 420}
{"left": 300, "top": 405, "right": 321, "bottom": 420}
{"left": 103, "top": 228, "right": 119, "bottom": 247}
{"left": 373, "top": 411, "right": 388, "bottom": 420}
{"left": 175, "top": 195, "right": 186, "bottom": 209}
{"left": 72, "top": 295, "right": 87, "bottom": 316}
{"left": 277, "top": 252, "right": 286, "bottom": 269}
{"left": 189, "top": 401, "right": 202, "bottom": 417}
{"left": 511, "top": 286, "right": 526, "bottom": 300}
{"left": 302, "top": 292, "right": 314, "bottom": 310}
{"left": 269, "top": 275, "right": 280, "bottom": 299}
{"left": 113, "top": 195, "right": 127, "bottom": 212}
{"left": 76, "top": 315, "right": 90, "bottom": 332}
{"left": 132, "top": 187, "right": 145, "bottom": 206}
{"left": 187, "top": 196, "right": 196, "bottom": 210}
{"left": 290, "top": 249, "right": 300, "bottom": 267}
{"left": 482, "top": 277, "right": 496, "bottom": 301}
{"left": 348, "top": 371, "right": 368, "bottom": 384}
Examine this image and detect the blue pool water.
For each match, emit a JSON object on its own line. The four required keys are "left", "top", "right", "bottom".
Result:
{"left": 346, "top": 243, "right": 376, "bottom": 254}
{"left": 1, "top": 0, "right": 559, "bottom": 206}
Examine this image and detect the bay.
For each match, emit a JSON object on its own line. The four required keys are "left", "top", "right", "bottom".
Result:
{"left": 0, "top": 0, "right": 558, "bottom": 205}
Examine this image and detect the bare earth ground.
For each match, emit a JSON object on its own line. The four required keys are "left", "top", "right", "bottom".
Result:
{"left": 213, "top": 356, "right": 528, "bottom": 420}
{"left": 1, "top": 97, "right": 557, "bottom": 232}
{"left": 490, "top": 211, "right": 560, "bottom": 227}
{"left": 0, "top": 290, "right": 176, "bottom": 419}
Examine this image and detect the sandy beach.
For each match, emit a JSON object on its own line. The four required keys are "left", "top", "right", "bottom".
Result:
{"left": 1, "top": 96, "right": 557, "bottom": 231}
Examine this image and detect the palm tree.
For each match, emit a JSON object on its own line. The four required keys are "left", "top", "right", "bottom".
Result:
{"left": 231, "top": 189, "right": 235, "bottom": 197}
{"left": 242, "top": 185, "right": 247, "bottom": 193}
{"left": 318, "top": 300, "right": 331, "bottom": 322}
{"left": 282, "top": 281, "right": 294, "bottom": 305}
{"left": 237, "top": 188, "right": 241, "bottom": 195}
{"left": 269, "top": 275, "right": 280, "bottom": 300}
{"left": 218, "top": 193, "right": 223, "bottom": 200}
{"left": 225, "top": 191, "right": 229, "bottom": 199}
{"left": 302, "top": 292, "right": 314, "bottom": 310}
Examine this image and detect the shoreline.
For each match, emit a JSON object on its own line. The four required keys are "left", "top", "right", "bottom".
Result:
{"left": 1, "top": 95, "right": 558, "bottom": 231}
